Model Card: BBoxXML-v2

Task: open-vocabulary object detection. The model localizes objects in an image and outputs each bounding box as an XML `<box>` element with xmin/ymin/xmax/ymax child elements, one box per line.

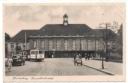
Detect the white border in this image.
<box><xmin>0</xmin><ymin>0</ymin><xmax>127</xmax><ymax>83</ymax></box>
<box><xmin>125</xmin><ymin>1</ymin><xmax>128</xmax><ymax>83</ymax></box>
<box><xmin>0</xmin><ymin>1</ymin><xmax>3</xmax><ymax>83</ymax></box>
<box><xmin>2</xmin><ymin>0</ymin><xmax>126</xmax><ymax>3</ymax></box>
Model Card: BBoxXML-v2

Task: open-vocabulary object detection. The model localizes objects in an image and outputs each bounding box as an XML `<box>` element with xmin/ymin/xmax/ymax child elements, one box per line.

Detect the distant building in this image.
<box><xmin>8</xmin><ymin>14</ymin><xmax>117</xmax><ymax>58</ymax></box>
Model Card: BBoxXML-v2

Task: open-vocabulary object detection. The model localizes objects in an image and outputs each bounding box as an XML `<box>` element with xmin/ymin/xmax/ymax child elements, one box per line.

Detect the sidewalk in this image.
<box><xmin>82</xmin><ymin>59</ymin><xmax>123</xmax><ymax>75</ymax></box>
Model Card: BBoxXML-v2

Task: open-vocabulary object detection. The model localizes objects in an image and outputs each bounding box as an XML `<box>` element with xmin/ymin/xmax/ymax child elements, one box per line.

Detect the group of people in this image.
<box><xmin>84</xmin><ymin>53</ymin><xmax>96</xmax><ymax>60</ymax></box>
<box><xmin>74</xmin><ymin>53</ymin><xmax>96</xmax><ymax>60</ymax></box>
<box><xmin>73</xmin><ymin>52</ymin><xmax>97</xmax><ymax>66</ymax></box>
<box><xmin>74</xmin><ymin>53</ymin><xmax>82</xmax><ymax>60</ymax></box>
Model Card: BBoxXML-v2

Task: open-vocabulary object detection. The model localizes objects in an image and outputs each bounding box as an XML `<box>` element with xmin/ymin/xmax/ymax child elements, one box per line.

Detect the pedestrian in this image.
<box><xmin>6</xmin><ymin>57</ymin><xmax>12</xmax><ymax>72</ymax></box>
<box><xmin>79</xmin><ymin>53</ymin><xmax>82</xmax><ymax>59</ymax></box>
<box><xmin>74</xmin><ymin>53</ymin><xmax>77</xmax><ymax>66</ymax></box>
<box><xmin>52</xmin><ymin>54</ymin><xmax>54</xmax><ymax>58</ymax></box>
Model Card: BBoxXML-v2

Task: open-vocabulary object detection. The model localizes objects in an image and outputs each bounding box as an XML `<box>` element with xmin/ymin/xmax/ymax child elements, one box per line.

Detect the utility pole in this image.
<box><xmin>100</xmin><ymin>23</ymin><xmax>111</xmax><ymax>69</ymax></box>
<box><xmin>101</xmin><ymin>23</ymin><xmax>109</xmax><ymax>69</ymax></box>
<box><xmin>79</xmin><ymin>37</ymin><xmax>82</xmax><ymax>56</ymax></box>
<box><xmin>95</xmin><ymin>30</ymin><xmax>96</xmax><ymax>59</ymax></box>
<box><xmin>105</xmin><ymin>23</ymin><xmax>109</xmax><ymax>62</ymax></box>
<box><xmin>25</xmin><ymin>32</ymin><xmax>27</xmax><ymax>50</ymax></box>
<box><xmin>101</xmin><ymin>53</ymin><xmax>104</xmax><ymax>69</ymax></box>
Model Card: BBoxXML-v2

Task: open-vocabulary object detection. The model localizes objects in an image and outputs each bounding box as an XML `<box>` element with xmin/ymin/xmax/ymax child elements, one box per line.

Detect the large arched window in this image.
<box><xmin>75</xmin><ymin>39</ymin><xmax>80</xmax><ymax>50</ymax></box>
<box><xmin>41</xmin><ymin>40</ymin><xmax>45</xmax><ymax>50</ymax></box>
<box><xmin>49</xmin><ymin>40</ymin><xmax>53</xmax><ymax>50</ymax></box>
<box><xmin>72</xmin><ymin>40</ymin><xmax>76</xmax><ymax>50</ymax></box>
<box><xmin>57</xmin><ymin>40</ymin><xmax>61</xmax><ymax>50</ymax></box>
<box><xmin>64</xmin><ymin>40</ymin><xmax>68</xmax><ymax>51</ymax></box>
<box><xmin>81</xmin><ymin>39</ymin><xmax>87</xmax><ymax>50</ymax></box>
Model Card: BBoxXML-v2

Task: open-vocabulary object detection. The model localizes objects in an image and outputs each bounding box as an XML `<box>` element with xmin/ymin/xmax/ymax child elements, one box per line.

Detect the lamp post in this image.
<box><xmin>101</xmin><ymin>51</ymin><xmax>104</xmax><ymax>69</ymax></box>
<box><xmin>25</xmin><ymin>32</ymin><xmax>27</xmax><ymax>50</ymax></box>
<box><xmin>105</xmin><ymin>23</ymin><xmax>109</xmax><ymax>62</ymax></box>
<box><xmin>99</xmin><ymin>21</ymin><xmax>120</xmax><ymax>69</ymax></box>
<box><xmin>80</xmin><ymin>37</ymin><xmax>82</xmax><ymax>55</ymax></box>
<box><xmin>99</xmin><ymin>23</ymin><xmax>111</xmax><ymax>69</ymax></box>
<box><xmin>95</xmin><ymin>29</ymin><xmax>96</xmax><ymax>59</ymax></box>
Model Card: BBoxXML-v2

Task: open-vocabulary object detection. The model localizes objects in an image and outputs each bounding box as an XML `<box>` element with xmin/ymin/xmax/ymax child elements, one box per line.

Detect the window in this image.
<box><xmin>31</xmin><ymin>51</ymin><xmax>38</xmax><ymax>54</ymax></box>
<box><xmin>81</xmin><ymin>39</ymin><xmax>86</xmax><ymax>50</ymax></box>
<box><xmin>57</xmin><ymin>40</ymin><xmax>61</xmax><ymax>50</ymax></box>
<box><xmin>34</xmin><ymin>41</ymin><xmax>37</xmax><ymax>48</ymax></box>
<box><xmin>88</xmin><ymin>40</ymin><xmax>93</xmax><ymax>50</ymax></box>
<box><xmin>44</xmin><ymin>40</ymin><xmax>48</xmax><ymax>50</ymax></box>
<box><xmin>49</xmin><ymin>40</ymin><xmax>53</xmax><ymax>50</ymax></box>
<box><xmin>64</xmin><ymin>40</ymin><xmax>68</xmax><ymax>50</ymax></box>
<box><xmin>53</xmin><ymin>39</ymin><xmax>56</xmax><ymax>50</ymax></box>
<box><xmin>41</xmin><ymin>40</ymin><xmax>45</xmax><ymax>49</ymax></box>
<box><xmin>72</xmin><ymin>40</ymin><xmax>76</xmax><ymax>50</ymax></box>
<box><xmin>39</xmin><ymin>51</ymin><xmax>44</xmax><ymax>54</ymax></box>
<box><xmin>67</xmin><ymin>39</ymin><xmax>73</xmax><ymax>50</ymax></box>
<box><xmin>75</xmin><ymin>39</ymin><xmax>80</xmax><ymax>50</ymax></box>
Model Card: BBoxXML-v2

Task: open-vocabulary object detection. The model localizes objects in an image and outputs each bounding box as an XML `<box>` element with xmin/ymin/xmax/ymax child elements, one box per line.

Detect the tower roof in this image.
<box><xmin>63</xmin><ymin>14</ymin><xmax>68</xmax><ymax>18</ymax></box>
<box><xmin>39</xmin><ymin>24</ymin><xmax>92</xmax><ymax>36</ymax></box>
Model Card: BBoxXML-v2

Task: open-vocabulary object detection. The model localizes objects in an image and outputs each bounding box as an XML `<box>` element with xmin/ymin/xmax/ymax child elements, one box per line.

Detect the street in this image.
<box><xmin>6</xmin><ymin>58</ymin><xmax>111</xmax><ymax>76</ymax></box>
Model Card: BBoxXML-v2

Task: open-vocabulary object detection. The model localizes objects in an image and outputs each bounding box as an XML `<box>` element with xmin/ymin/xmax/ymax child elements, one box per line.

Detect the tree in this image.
<box><xmin>5</xmin><ymin>33</ymin><xmax>11</xmax><ymax>42</ymax></box>
<box><xmin>5</xmin><ymin>33</ymin><xmax>11</xmax><ymax>58</ymax></box>
<box><xmin>116</xmin><ymin>24</ymin><xmax>123</xmax><ymax>59</ymax></box>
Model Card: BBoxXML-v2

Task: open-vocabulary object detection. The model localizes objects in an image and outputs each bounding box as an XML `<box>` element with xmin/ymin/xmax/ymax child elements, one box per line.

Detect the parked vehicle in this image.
<box><xmin>22</xmin><ymin>50</ymin><xmax>30</xmax><ymax>60</ymax></box>
<box><xmin>29</xmin><ymin>49</ymin><xmax>45</xmax><ymax>61</ymax></box>
<box><xmin>12</xmin><ymin>53</ymin><xmax>25</xmax><ymax>66</ymax></box>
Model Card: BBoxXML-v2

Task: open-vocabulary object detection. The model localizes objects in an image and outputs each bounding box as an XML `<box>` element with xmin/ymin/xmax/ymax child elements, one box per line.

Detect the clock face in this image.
<box><xmin>64</xmin><ymin>17</ymin><xmax>68</xmax><ymax>21</ymax></box>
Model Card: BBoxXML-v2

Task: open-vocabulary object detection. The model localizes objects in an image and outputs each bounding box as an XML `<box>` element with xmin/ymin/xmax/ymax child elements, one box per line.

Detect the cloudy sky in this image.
<box><xmin>4</xmin><ymin>3</ymin><xmax>125</xmax><ymax>37</ymax></box>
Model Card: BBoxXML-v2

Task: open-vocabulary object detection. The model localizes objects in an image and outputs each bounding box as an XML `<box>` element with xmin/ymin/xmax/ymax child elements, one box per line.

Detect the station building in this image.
<box><xmin>8</xmin><ymin>14</ymin><xmax>116</xmax><ymax>58</ymax></box>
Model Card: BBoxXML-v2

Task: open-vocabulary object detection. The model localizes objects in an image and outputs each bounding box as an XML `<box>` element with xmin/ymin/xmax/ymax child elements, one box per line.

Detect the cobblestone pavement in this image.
<box><xmin>5</xmin><ymin>58</ymin><xmax>109</xmax><ymax>76</ymax></box>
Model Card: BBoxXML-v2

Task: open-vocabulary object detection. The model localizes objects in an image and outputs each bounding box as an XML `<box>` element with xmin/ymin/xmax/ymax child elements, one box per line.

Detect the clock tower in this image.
<box><xmin>63</xmin><ymin>14</ymin><xmax>68</xmax><ymax>26</ymax></box>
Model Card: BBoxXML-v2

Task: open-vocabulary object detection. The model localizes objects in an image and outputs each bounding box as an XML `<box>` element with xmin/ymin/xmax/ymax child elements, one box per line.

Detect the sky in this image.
<box><xmin>3</xmin><ymin>3</ymin><xmax>125</xmax><ymax>37</ymax></box>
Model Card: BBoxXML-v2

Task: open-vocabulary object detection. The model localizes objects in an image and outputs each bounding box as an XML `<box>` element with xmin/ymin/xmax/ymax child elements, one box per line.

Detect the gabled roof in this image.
<box><xmin>39</xmin><ymin>24</ymin><xmax>92</xmax><ymax>36</ymax></box>
<box><xmin>10</xmin><ymin>30</ymin><xmax>39</xmax><ymax>43</ymax></box>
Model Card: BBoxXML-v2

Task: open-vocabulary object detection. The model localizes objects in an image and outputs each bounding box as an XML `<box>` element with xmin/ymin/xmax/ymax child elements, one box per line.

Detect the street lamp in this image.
<box><xmin>99</xmin><ymin>22</ymin><xmax>120</xmax><ymax>69</ymax></box>
<box><xmin>99</xmin><ymin>23</ymin><xmax>111</xmax><ymax>69</ymax></box>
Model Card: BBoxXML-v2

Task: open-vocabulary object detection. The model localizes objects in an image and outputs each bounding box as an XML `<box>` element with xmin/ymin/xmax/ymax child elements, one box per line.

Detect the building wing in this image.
<box><xmin>10</xmin><ymin>30</ymin><xmax>39</xmax><ymax>43</ymax></box>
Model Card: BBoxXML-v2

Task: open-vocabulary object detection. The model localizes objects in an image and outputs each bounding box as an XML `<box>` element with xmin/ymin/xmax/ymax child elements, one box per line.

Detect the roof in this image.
<box><xmin>63</xmin><ymin>14</ymin><xmax>68</xmax><ymax>18</ymax></box>
<box><xmin>10</xmin><ymin>30</ymin><xmax>39</xmax><ymax>43</ymax></box>
<box><xmin>88</xmin><ymin>29</ymin><xmax>117</xmax><ymax>40</ymax></box>
<box><xmin>10</xmin><ymin>24</ymin><xmax>117</xmax><ymax>42</ymax></box>
<box><xmin>39</xmin><ymin>24</ymin><xmax>92</xmax><ymax>36</ymax></box>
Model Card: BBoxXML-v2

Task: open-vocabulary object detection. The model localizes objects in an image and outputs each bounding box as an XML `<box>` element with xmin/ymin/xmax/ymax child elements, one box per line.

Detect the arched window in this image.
<box><xmin>64</xmin><ymin>40</ymin><xmax>68</xmax><ymax>50</ymax></box>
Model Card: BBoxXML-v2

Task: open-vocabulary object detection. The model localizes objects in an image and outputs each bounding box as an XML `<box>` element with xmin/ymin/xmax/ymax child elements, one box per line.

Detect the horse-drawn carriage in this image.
<box><xmin>74</xmin><ymin>54</ymin><xmax>83</xmax><ymax>66</ymax></box>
